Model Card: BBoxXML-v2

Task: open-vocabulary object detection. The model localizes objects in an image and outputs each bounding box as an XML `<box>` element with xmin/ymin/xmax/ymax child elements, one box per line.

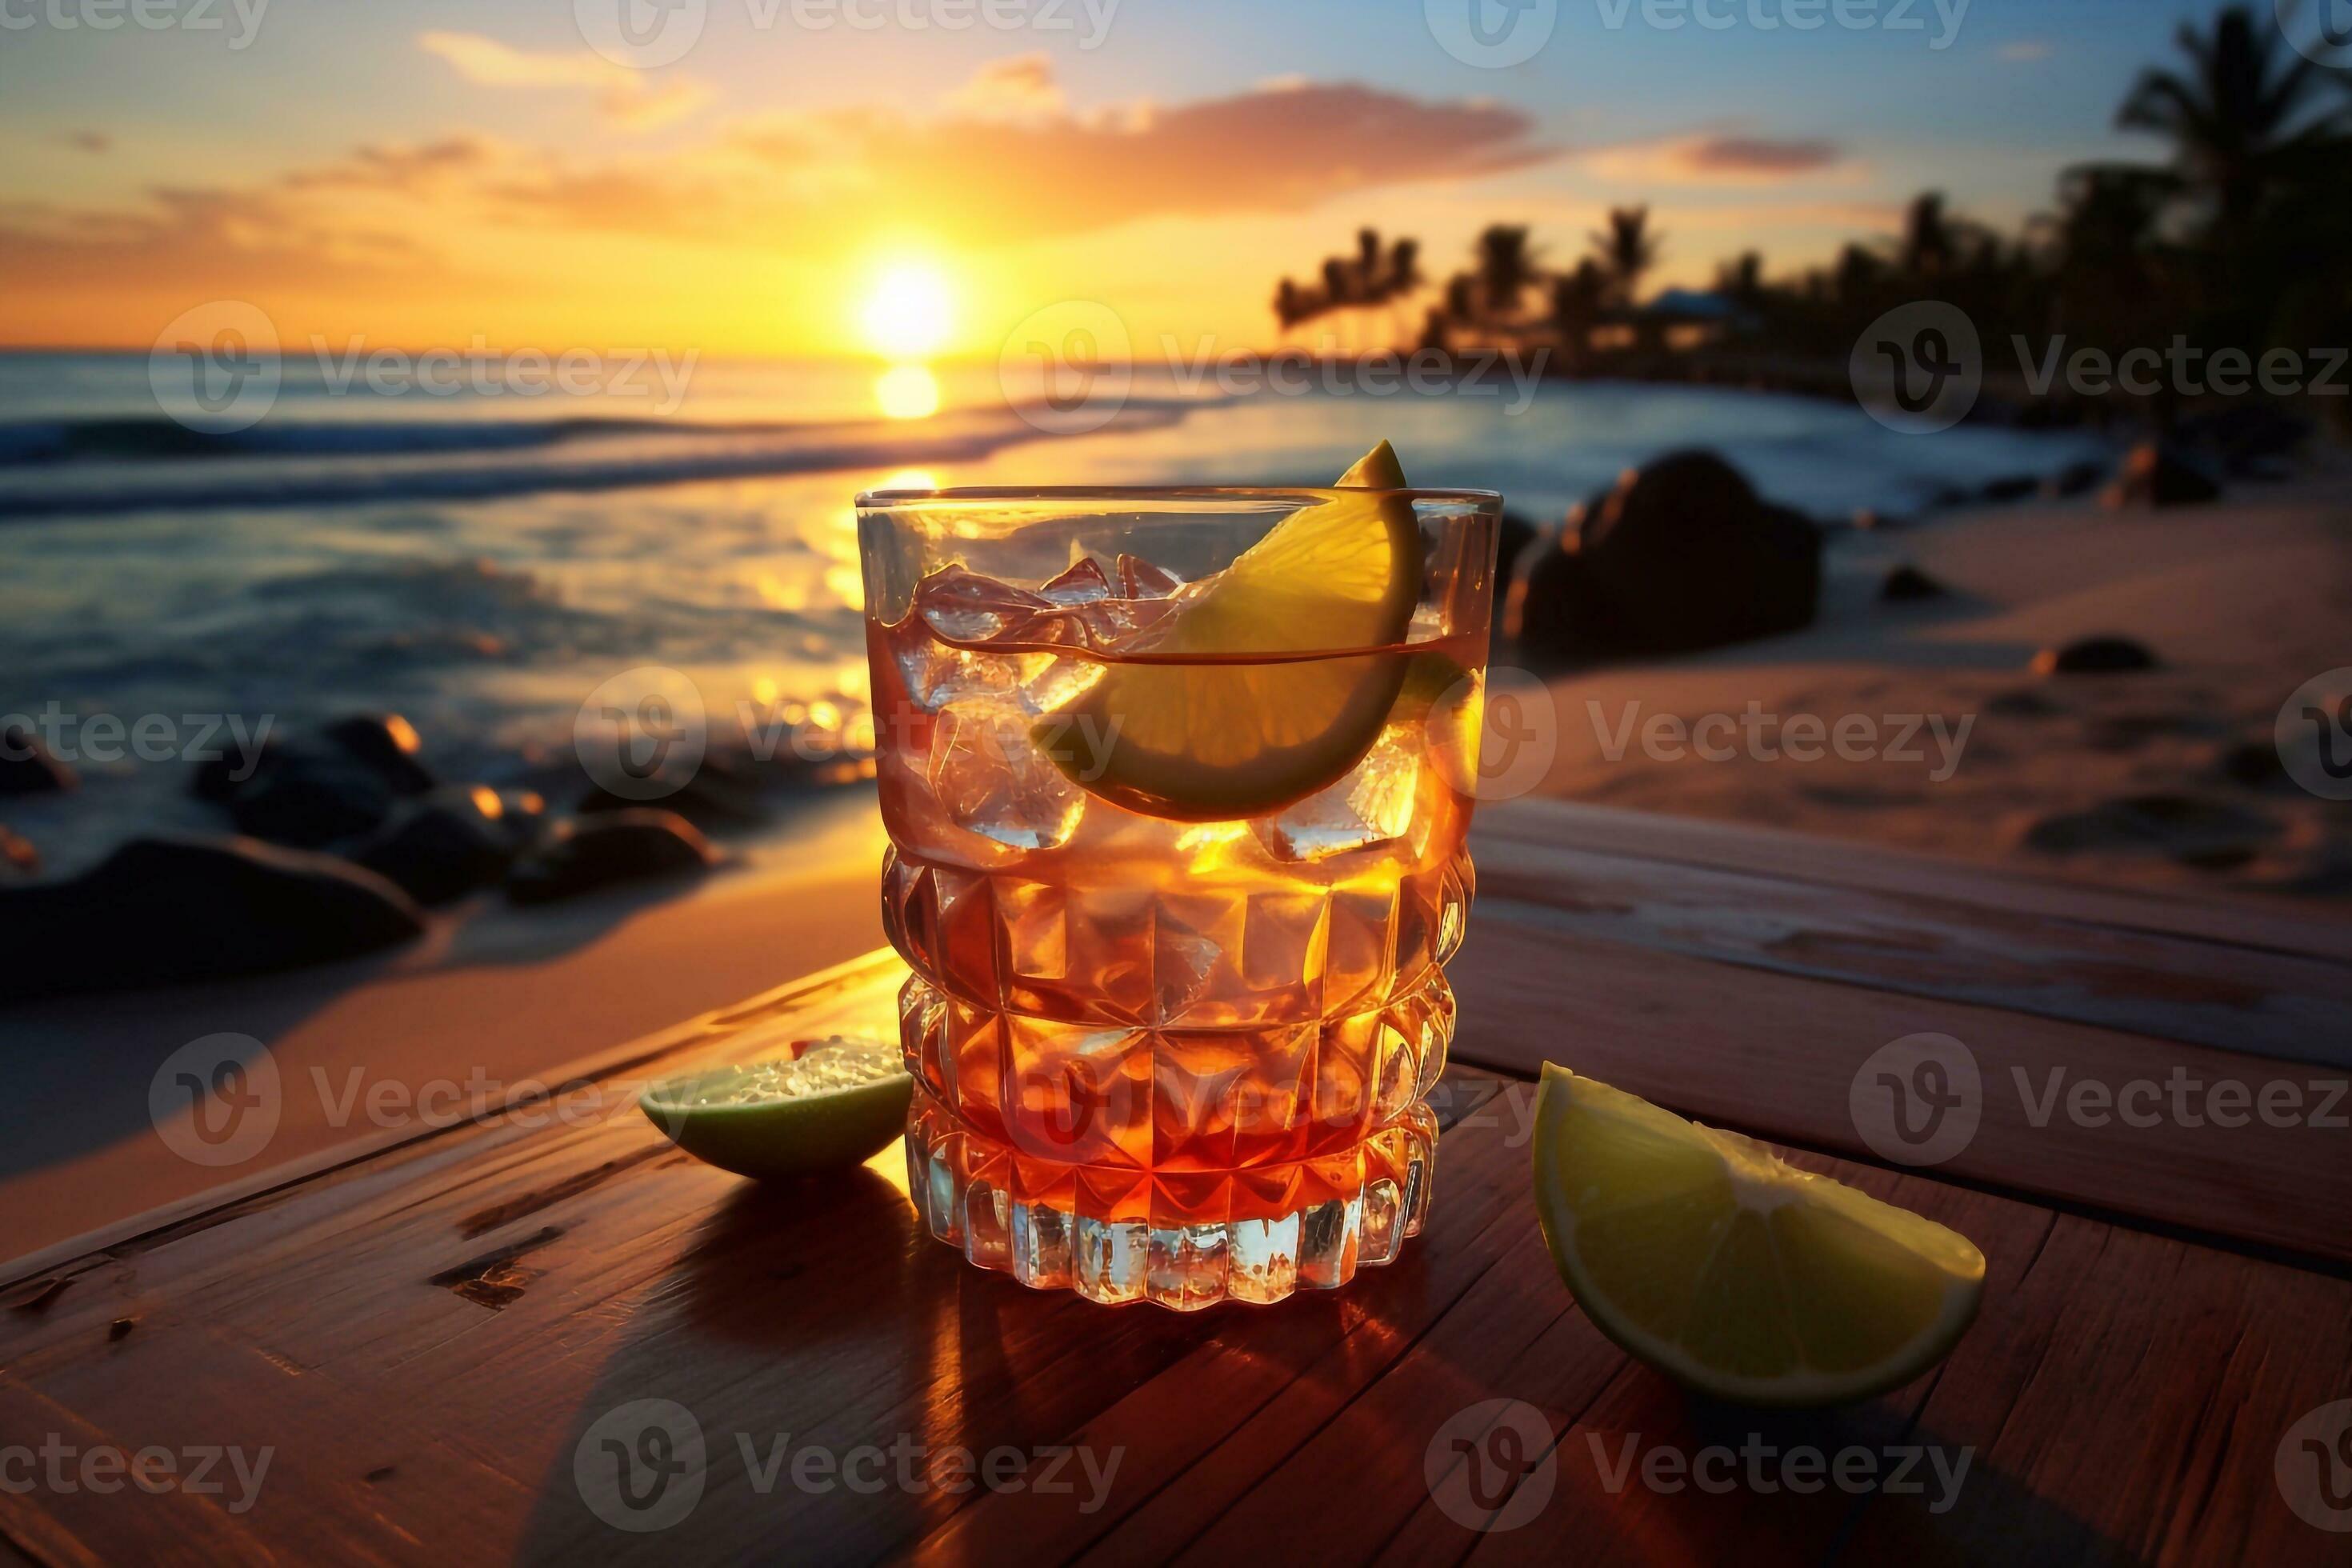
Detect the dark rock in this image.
<box><xmin>2174</xmin><ymin>403</ymin><xmax>2310</xmax><ymax>477</ymax></box>
<box><xmin>323</xmin><ymin>714</ymin><xmax>435</xmax><ymax>796</ymax></box>
<box><xmin>0</xmin><ymin>836</ymin><xmax>424</xmax><ymax>1000</ymax></box>
<box><xmin>1980</xmin><ymin>474</ymin><xmax>2039</xmax><ymax>504</ymax></box>
<box><xmin>506</xmin><ymin>810</ymin><xmax>716</xmax><ymax>905</ymax></box>
<box><xmin>190</xmin><ymin>736</ymin><xmax>281</xmax><ymax>802</ymax></box>
<box><xmin>1494</xmin><ymin>510</ymin><xmax>1541</xmax><ymax>592</ymax></box>
<box><xmin>2102</xmin><ymin>442</ymin><xmax>2220</xmax><ymax>509</ymax></box>
<box><xmin>351</xmin><ymin>785</ymin><xmax>528</xmax><ymax>906</ymax></box>
<box><xmin>2033</xmin><ymin>636</ymin><xmax>2158</xmax><ymax>675</ymax></box>
<box><xmin>578</xmin><ymin>748</ymin><xmax>766</xmax><ymax>831</ymax></box>
<box><xmin>228</xmin><ymin>755</ymin><xmax>397</xmax><ymax>849</ymax></box>
<box><xmin>2019</xmin><ymin>794</ymin><xmax>2277</xmax><ymax>866</ymax></box>
<box><xmin>1506</xmin><ymin>451</ymin><xmax>1822</xmax><ymax>660</ymax></box>
<box><xmin>0</xmin><ymin>726</ymin><xmax>76</xmax><ymax>795</ymax></box>
<box><xmin>2042</xmin><ymin>459</ymin><xmax>2107</xmax><ymax>499</ymax></box>
<box><xmin>0</xmin><ymin>823</ymin><xmax>35</xmax><ymax>879</ymax></box>
<box><xmin>1986</xmin><ymin>688</ymin><xmax>2062</xmax><ymax>718</ymax></box>
<box><xmin>1880</xmin><ymin>565</ymin><xmax>1946</xmax><ymax>602</ymax></box>
<box><xmin>2217</xmin><ymin>739</ymin><xmax>2287</xmax><ymax>789</ymax></box>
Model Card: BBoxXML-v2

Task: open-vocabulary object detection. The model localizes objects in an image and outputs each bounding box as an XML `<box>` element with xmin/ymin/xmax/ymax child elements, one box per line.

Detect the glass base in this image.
<box><xmin>904</xmin><ymin>1084</ymin><xmax>1439</xmax><ymax>1308</ymax></box>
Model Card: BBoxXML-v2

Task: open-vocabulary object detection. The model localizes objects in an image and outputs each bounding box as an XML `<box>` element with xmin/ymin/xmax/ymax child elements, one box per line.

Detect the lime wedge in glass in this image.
<box><xmin>1037</xmin><ymin>440</ymin><xmax>1422</xmax><ymax>820</ymax></box>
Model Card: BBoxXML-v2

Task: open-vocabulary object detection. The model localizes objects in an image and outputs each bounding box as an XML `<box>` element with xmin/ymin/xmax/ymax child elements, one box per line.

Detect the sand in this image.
<box><xmin>1527</xmin><ymin>467</ymin><xmax>2352</xmax><ymax>898</ymax></box>
<box><xmin>6</xmin><ymin>470</ymin><xmax>2348</xmax><ymax>1267</ymax></box>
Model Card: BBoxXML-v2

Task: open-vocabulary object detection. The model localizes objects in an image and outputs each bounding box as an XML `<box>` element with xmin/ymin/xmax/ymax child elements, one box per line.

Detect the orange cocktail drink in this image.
<box><xmin>858</xmin><ymin>446</ymin><xmax>1499</xmax><ymax>1307</ymax></box>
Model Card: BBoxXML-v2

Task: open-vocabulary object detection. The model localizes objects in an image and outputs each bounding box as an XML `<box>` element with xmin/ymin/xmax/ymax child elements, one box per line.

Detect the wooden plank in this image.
<box><xmin>1466</xmin><ymin>832</ymin><xmax>2352</xmax><ymax>1067</ymax></box>
<box><xmin>0</xmin><ymin>949</ymin><xmax>906</xmax><ymax>1290</ymax></box>
<box><xmin>1474</xmin><ymin>797</ymin><xmax>2352</xmax><ymax>965</ymax></box>
<box><xmin>2</xmin><ymin>975</ymin><xmax>2344</xmax><ymax>1563</ymax></box>
<box><xmin>1442</xmin><ymin>919</ymin><xmax>2352</xmax><ymax>1269</ymax></box>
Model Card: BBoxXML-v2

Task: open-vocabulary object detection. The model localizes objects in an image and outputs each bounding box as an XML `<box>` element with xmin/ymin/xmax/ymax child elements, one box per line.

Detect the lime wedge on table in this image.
<box><xmin>1533</xmin><ymin>1065</ymin><xmax>1984</xmax><ymax>1407</ymax></box>
<box><xmin>1037</xmin><ymin>440</ymin><xmax>1422</xmax><ymax>821</ymax></box>
<box><xmin>638</xmin><ymin>1036</ymin><xmax>912</xmax><ymax>1179</ymax></box>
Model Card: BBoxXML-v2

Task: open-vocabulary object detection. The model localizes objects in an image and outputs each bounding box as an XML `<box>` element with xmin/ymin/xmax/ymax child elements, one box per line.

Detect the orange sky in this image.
<box><xmin>0</xmin><ymin>6</ymin><xmax>2171</xmax><ymax>360</ymax></box>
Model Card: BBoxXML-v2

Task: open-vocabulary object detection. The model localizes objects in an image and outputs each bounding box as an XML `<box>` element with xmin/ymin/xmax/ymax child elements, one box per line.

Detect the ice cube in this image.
<box><xmin>1251</xmin><ymin>729</ymin><xmax>1422</xmax><ymax>862</ymax></box>
<box><xmin>1039</xmin><ymin>557</ymin><xmax>1114</xmax><ymax>605</ymax></box>
<box><xmin>917</xmin><ymin>566</ymin><xmax>1054</xmax><ymax>642</ymax></box>
<box><xmin>1117</xmin><ymin>554</ymin><xmax>1184</xmax><ymax>598</ymax></box>
<box><xmin>926</xmin><ymin>700</ymin><xmax>1086</xmax><ymax>850</ymax></box>
<box><xmin>896</xmin><ymin>640</ymin><xmax>1050</xmax><ymax>713</ymax></box>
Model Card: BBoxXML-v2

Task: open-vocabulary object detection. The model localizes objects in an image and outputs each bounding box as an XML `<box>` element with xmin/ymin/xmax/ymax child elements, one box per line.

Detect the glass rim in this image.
<box><xmin>855</xmin><ymin>485</ymin><xmax>1505</xmax><ymax>509</ymax></box>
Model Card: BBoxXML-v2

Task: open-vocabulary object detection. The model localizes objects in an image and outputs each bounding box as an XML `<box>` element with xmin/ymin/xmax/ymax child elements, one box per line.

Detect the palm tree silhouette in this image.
<box><xmin>1590</xmin><ymin>206</ymin><xmax>1660</xmax><ymax>308</ymax></box>
<box><xmin>2116</xmin><ymin>5</ymin><xmax>2352</xmax><ymax>231</ymax></box>
<box><xmin>1898</xmin><ymin>193</ymin><xmax>1958</xmax><ymax>278</ymax></box>
<box><xmin>1473</xmin><ymin>225</ymin><xmax>1543</xmax><ymax>322</ymax></box>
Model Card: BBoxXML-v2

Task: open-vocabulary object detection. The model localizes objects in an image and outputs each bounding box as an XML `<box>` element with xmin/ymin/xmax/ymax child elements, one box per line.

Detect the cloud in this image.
<box><xmin>730</xmin><ymin>65</ymin><xmax>1550</xmax><ymax>242</ymax></box>
<box><xmin>1584</xmin><ymin>133</ymin><xmax>1850</xmax><ymax>186</ymax></box>
<box><xmin>418</xmin><ymin>31</ymin><xmax>714</xmax><ymax>130</ymax></box>
<box><xmin>0</xmin><ymin>60</ymin><xmax>1550</xmax><ymax>310</ymax></box>
<box><xmin>945</xmin><ymin>53</ymin><xmax>1067</xmax><ymax>122</ymax></box>
<box><xmin>1999</xmin><ymin>40</ymin><xmax>2052</xmax><ymax>62</ymax></box>
<box><xmin>57</xmin><ymin>130</ymin><xmax>111</xmax><ymax>154</ymax></box>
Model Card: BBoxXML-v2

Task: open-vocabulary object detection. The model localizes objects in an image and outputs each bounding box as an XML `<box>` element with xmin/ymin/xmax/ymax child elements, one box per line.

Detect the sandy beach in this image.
<box><xmin>6</xmin><ymin>466</ymin><xmax>2348</xmax><ymax>1266</ymax></box>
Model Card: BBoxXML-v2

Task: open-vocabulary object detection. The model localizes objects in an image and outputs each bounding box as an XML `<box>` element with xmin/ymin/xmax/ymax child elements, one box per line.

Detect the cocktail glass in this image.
<box><xmin>858</xmin><ymin>478</ymin><xmax>1499</xmax><ymax>1307</ymax></box>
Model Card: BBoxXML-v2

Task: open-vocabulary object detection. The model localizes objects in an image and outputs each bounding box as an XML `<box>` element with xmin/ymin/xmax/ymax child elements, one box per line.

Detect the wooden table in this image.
<box><xmin>6</xmin><ymin>799</ymin><xmax>2350</xmax><ymax>1565</ymax></box>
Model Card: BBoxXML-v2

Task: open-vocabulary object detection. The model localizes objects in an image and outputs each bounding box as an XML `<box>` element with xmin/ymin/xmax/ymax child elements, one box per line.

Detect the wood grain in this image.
<box><xmin>4</xmin><ymin>951</ymin><xmax>2347</xmax><ymax>1565</ymax></box>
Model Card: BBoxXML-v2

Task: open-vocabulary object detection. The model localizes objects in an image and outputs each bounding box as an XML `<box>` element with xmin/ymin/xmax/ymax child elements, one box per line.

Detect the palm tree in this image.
<box><xmin>1898</xmin><ymin>193</ymin><xmax>1957</xmax><ymax>278</ymax></box>
<box><xmin>1714</xmin><ymin>250</ymin><xmax>1764</xmax><ymax>306</ymax></box>
<box><xmin>2116</xmin><ymin>5</ymin><xmax>2352</xmax><ymax>231</ymax></box>
<box><xmin>1473</xmin><ymin>225</ymin><xmax>1542</xmax><ymax>322</ymax></box>
<box><xmin>1550</xmin><ymin>259</ymin><xmax>1610</xmax><ymax>358</ymax></box>
<box><xmin>1589</xmin><ymin>206</ymin><xmax>1660</xmax><ymax>308</ymax></box>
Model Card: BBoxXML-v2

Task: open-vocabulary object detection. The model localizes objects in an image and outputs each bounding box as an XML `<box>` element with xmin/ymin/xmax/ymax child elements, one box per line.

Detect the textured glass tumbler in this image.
<box><xmin>858</xmin><ymin>485</ymin><xmax>1499</xmax><ymax>1308</ymax></box>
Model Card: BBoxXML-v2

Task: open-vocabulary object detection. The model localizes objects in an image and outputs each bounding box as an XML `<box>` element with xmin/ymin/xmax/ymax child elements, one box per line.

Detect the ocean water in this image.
<box><xmin>0</xmin><ymin>352</ymin><xmax>2110</xmax><ymax>872</ymax></box>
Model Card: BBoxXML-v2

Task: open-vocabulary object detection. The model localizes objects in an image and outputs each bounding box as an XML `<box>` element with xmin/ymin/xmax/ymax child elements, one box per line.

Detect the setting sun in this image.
<box><xmin>859</xmin><ymin>262</ymin><xmax>954</xmax><ymax>359</ymax></box>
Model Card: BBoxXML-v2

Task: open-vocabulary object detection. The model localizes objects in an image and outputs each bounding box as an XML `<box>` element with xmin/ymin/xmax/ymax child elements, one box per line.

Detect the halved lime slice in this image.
<box><xmin>1533</xmin><ymin>1064</ymin><xmax>1984</xmax><ymax>1406</ymax></box>
<box><xmin>639</xmin><ymin>1035</ymin><xmax>913</xmax><ymax>1179</ymax></box>
<box><xmin>1036</xmin><ymin>441</ymin><xmax>1422</xmax><ymax>821</ymax></box>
